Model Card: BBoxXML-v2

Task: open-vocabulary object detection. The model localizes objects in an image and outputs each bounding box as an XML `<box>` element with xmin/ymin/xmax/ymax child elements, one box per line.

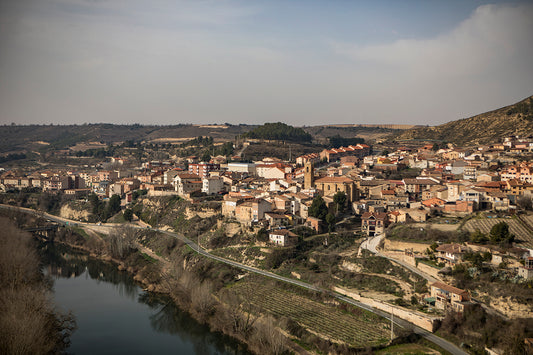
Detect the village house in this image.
<box><xmin>443</xmin><ymin>200</ymin><xmax>475</xmax><ymax>214</ymax></box>
<box><xmin>222</xmin><ymin>197</ymin><xmax>243</xmax><ymax>217</ymax></box>
<box><xmin>387</xmin><ymin>210</ymin><xmax>407</xmax><ymax>224</ymax></box>
<box><xmin>361</xmin><ymin>212</ymin><xmax>388</xmax><ymax>236</ymax></box>
<box><xmin>172</xmin><ymin>172</ymin><xmax>202</xmax><ymax>196</ymax></box>
<box><xmin>296</xmin><ymin>153</ymin><xmax>320</xmax><ymax>166</ymax></box>
<box><xmin>268</xmin><ymin>228</ymin><xmax>298</xmax><ymax>246</ymax></box>
<box><xmin>518</xmin><ymin>257</ymin><xmax>533</xmax><ymax>280</ymax></box>
<box><xmin>235</xmin><ymin>198</ymin><xmax>272</xmax><ymax>225</ymax></box>
<box><xmin>430</xmin><ymin>282</ymin><xmax>472</xmax><ymax>313</ymax></box>
<box><xmin>202</xmin><ymin>176</ymin><xmax>224</xmax><ymax>195</ymax></box>
<box><xmin>319</xmin><ymin>144</ymin><xmax>370</xmax><ymax>162</ymax></box>
<box><xmin>505</xmin><ymin>179</ymin><xmax>533</xmax><ymax>196</ymax></box>
<box><xmin>265</xmin><ymin>212</ymin><xmax>290</xmax><ymax>227</ymax></box>
<box><xmin>435</xmin><ymin>243</ymin><xmax>468</xmax><ymax>266</ymax></box>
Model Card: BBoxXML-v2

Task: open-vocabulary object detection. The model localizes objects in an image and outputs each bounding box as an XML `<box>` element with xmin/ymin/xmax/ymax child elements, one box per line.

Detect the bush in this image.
<box><xmin>256</xmin><ymin>228</ymin><xmax>269</xmax><ymax>243</ymax></box>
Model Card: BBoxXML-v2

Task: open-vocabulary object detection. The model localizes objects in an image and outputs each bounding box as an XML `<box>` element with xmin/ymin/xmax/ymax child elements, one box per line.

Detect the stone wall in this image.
<box><xmin>147</xmin><ymin>190</ymin><xmax>179</xmax><ymax>197</ymax></box>
<box><xmin>333</xmin><ymin>286</ymin><xmax>441</xmax><ymax>332</ymax></box>
<box><xmin>383</xmin><ymin>239</ymin><xmax>430</xmax><ymax>253</ymax></box>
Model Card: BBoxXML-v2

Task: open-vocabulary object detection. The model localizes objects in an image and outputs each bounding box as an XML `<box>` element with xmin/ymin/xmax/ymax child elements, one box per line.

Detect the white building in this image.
<box><xmin>227</xmin><ymin>163</ymin><xmax>256</xmax><ymax>174</ymax></box>
<box><xmin>268</xmin><ymin>229</ymin><xmax>297</xmax><ymax>246</ymax></box>
<box><xmin>202</xmin><ymin>177</ymin><xmax>224</xmax><ymax>195</ymax></box>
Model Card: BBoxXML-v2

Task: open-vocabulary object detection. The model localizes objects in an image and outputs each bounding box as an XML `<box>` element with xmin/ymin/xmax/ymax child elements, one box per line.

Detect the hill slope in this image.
<box><xmin>395</xmin><ymin>95</ymin><xmax>533</xmax><ymax>146</ymax></box>
<box><xmin>0</xmin><ymin>124</ymin><xmax>254</xmax><ymax>153</ymax></box>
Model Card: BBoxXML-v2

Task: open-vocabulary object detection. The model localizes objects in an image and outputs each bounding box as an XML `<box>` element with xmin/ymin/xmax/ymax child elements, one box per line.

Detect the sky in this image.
<box><xmin>0</xmin><ymin>0</ymin><xmax>532</xmax><ymax>127</ymax></box>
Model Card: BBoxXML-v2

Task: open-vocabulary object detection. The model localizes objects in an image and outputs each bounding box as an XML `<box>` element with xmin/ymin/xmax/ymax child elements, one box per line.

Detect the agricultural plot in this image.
<box><xmin>463</xmin><ymin>217</ymin><xmax>533</xmax><ymax>248</ymax></box>
<box><xmin>231</xmin><ymin>280</ymin><xmax>389</xmax><ymax>347</ymax></box>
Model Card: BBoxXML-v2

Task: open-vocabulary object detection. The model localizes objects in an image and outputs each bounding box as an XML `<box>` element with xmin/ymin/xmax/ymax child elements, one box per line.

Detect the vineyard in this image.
<box><xmin>463</xmin><ymin>217</ymin><xmax>533</xmax><ymax>248</ymax></box>
<box><xmin>231</xmin><ymin>280</ymin><xmax>390</xmax><ymax>347</ymax></box>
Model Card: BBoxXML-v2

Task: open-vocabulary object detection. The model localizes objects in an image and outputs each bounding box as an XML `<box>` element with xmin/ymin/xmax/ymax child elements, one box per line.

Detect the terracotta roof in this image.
<box><xmin>431</xmin><ymin>281</ymin><xmax>468</xmax><ymax>296</ymax></box>
<box><xmin>436</xmin><ymin>243</ymin><xmax>467</xmax><ymax>254</ymax></box>
<box><xmin>361</xmin><ymin>212</ymin><xmax>387</xmax><ymax>220</ymax></box>
<box><xmin>315</xmin><ymin>176</ymin><xmax>354</xmax><ymax>184</ymax></box>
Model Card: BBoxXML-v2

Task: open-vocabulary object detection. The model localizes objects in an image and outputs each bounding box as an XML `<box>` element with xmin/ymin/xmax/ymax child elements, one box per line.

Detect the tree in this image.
<box><xmin>106</xmin><ymin>194</ymin><xmax>122</xmax><ymax>218</ymax></box>
<box><xmin>333</xmin><ymin>191</ymin><xmax>347</xmax><ymax>215</ymax></box>
<box><xmin>490</xmin><ymin>222</ymin><xmax>514</xmax><ymax>244</ymax></box>
<box><xmin>256</xmin><ymin>228</ymin><xmax>269</xmax><ymax>243</ymax></box>
<box><xmin>470</xmin><ymin>229</ymin><xmax>488</xmax><ymax>244</ymax></box>
<box><xmin>123</xmin><ymin>208</ymin><xmax>133</xmax><ymax>222</ymax></box>
<box><xmin>308</xmin><ymin>195</ymin><xmax>328</xmax><ymax>220</ymax></box>
<box><xmin>517</xmin><ymin>195</ymin><xmax>533</xmax><ymax>211</ymax></box>
<box><xmin>325</xmin><ymin>213</ymin><xmax>336</xmax><ymax>232</ymax></box>
<box><xmin>201</xmin><ymin>150</ymin><xmax>211</xmax><ymax>162</ymax></box>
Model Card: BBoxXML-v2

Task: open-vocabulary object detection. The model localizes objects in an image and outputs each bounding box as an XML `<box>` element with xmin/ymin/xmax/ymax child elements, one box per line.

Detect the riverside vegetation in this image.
<box><xmin>0</xmin><ymin>217</ymin><xmax>76</xmax><ymax>354</ymax></box>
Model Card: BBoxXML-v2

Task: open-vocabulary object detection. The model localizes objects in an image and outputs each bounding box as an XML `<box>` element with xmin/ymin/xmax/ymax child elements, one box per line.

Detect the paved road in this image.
<box><xmin>1</xmin><ymin>205</ymin><xmax>467</xmax><ymax>355</ymax></box>
<box><xmin>361</xmin><ymin>234</ymin><xmax>438</xmax><ymax>283</ymax></box>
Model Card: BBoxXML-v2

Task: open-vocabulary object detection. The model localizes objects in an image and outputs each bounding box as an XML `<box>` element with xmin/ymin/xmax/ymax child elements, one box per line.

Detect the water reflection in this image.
<box><xmin>141</xmin><ymin>293</ymin><xmax>247</xmax><ymax>355</ymax></box>
<box><xmin>40</xmin><ymin>242</ymin><xmax>139</xmax><ymax>300</ymax></box>
<box><xmin>40</xmin><ymin>242</ymin><xmax>250</xmax><ymax>355</ymax></box>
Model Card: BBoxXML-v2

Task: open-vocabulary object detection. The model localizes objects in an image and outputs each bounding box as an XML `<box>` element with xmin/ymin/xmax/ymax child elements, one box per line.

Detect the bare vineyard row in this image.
<box><xmin>463</xmin><ymin>218</ymin><xmax>533</xmax><ymax>248</ymax></box>
<box><xmin>233</xmin><ymin>281</ymin><xmax>389</xmax><ymax>346</ymax></box>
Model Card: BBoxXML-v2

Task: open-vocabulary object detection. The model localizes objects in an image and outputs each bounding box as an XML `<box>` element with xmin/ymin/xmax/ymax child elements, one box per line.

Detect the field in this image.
<box><xmin>231</xmin><ymin>279</ymin><xmax>390</xmax><ymax>347</ymax></box>
<box><xmin>463</xmin><ymin>217</ymin><xmax>533</xmax><ymax>248</ymax></box>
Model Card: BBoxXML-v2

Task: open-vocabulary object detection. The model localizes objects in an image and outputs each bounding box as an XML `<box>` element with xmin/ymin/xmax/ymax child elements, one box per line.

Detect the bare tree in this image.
<box><xmin>107</xmin><ymin>226</ymin><xmax>139</xmax><ymax>259</ymax></box>
<box><xmin>253</xmin><ymin>316</ymin><xmax>287</xmax><ymax>355</ymax></box>
<box><xmin>0</xmin><ymin>217</ymin><xmax>76</xmax><ymax>354</ymax></box>
<box><xmin>191</xmin><ymin>281</ymin><xmax>216</xmax><ymax>321</ymax></box>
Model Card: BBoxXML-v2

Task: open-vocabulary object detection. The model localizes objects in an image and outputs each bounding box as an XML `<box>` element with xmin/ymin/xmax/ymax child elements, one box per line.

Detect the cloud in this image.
<box><xmin>0</xmin><ymin>2</ymin><xmax>532</xmax><ymax>126</ymax></box>
<box><xmin>328</xmin><ymin>3</ymin><xmax>533</xmax><ymax>123</ymax></box>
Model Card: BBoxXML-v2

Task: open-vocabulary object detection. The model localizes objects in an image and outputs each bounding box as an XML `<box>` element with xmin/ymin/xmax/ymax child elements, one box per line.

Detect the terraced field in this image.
<box><xmin>463</xmin><ymin>217</ymin><xmax>533</xmax><ymax>248</ymax></box>
<box><xmin>231</xmin><ymin>280</ymin><xmax>389</xmax><ymax>347</ymax></box>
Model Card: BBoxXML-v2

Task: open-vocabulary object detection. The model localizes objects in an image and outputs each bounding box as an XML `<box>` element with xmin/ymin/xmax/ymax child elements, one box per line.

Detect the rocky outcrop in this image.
<box><xmin>60</xmin><ymin>202</ymin><xmax>91</xmax><ymax>221</ymax></box>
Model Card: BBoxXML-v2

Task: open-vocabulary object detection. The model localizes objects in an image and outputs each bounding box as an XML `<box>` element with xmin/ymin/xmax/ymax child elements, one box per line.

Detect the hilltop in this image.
<box><xmin>394</xmin><ymin>95</ymin><xmax>533</xmax><ymax>146</ymax></box>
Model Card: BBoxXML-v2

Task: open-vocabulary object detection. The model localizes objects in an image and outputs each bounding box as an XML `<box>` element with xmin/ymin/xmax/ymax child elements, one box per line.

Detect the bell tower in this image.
<box><xmin>304</xmin><ymin>162</ymin><xmax>314</xmax><ymax>190</ymax></box>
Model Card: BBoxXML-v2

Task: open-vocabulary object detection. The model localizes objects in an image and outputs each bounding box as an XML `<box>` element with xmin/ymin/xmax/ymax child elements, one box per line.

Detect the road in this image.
<box><xmin>1</xmin><ymin>204</ymin><xmax>467</xmax><ymax>355</ymax></box>
<box><xmin>361</xmin><ymin>234</ymin><xmax>438</xmax><ymax>283</ymax></box>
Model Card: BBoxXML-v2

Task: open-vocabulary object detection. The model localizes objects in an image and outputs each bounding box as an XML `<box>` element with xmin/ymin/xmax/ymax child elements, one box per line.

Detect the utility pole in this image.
<box><xmin>391</xmin><ymin>307</ymin><xmax>394</xmax><ymax>341</ymax></box>
<box><xmin>289</xmin><ymin>145</ymin><xmax>292</xmax><ymax>162</ymax></box>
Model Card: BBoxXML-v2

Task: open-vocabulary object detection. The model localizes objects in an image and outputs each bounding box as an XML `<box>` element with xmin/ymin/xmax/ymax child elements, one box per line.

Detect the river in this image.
<box><xmin>40</xmin><ymin>243</ymin><xmax>250</xmax><ymax>355</ymax></box>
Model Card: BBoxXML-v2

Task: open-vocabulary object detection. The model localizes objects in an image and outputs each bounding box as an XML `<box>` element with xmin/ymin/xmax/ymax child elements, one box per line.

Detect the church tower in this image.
<box><xmin>304</xmin><ymin>162</ymin><xmax>314</xmax><ymax>190</ymax></box>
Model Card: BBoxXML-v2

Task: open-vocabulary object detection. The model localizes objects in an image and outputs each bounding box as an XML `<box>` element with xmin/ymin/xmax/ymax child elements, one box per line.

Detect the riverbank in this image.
<box><xmin>1</xmin><ymin>207</ymin><xmax>446</xmax><ymax>354</ymax></box>
<box><xmin>42</xmin><ymin>241</ymin><xmax>250</xmax><ymax>355</ymax></box>
<box><xmin>0</xmin><ymin>217</ymin><xmax>76</xmax><ymax>354</ymax></box>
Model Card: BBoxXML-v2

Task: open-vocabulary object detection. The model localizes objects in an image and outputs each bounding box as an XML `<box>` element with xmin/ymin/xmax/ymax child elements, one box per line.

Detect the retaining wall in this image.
<box><xmin>333</xmin><ymin>286</ymin><xmax>441</xmax><ymax>333</ymax></box>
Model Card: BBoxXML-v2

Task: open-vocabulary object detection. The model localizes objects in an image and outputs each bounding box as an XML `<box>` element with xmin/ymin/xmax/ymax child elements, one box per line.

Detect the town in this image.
<box><xmin>1</xmin><ymin>122</ymin><xmax>533</xmax><ymax>354</ymax></box>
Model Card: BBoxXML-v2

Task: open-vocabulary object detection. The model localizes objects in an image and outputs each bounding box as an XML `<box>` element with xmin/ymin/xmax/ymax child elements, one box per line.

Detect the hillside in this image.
<box><xmin>0</xmin><ymin>124</ymin><xmax>254</xmax><ymax>154</ymax></box>
<box><xmin>394</xmin><ymin>95</ymin><xmax>533</xmax><ymax>146</ymax></box>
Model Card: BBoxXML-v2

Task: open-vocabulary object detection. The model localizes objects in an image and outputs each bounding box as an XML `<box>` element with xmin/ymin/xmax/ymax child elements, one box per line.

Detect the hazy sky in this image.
<box><xmin>1</xmin><ymin>0</ymin><xmax>532</xmax><ymax>126</ymax></box>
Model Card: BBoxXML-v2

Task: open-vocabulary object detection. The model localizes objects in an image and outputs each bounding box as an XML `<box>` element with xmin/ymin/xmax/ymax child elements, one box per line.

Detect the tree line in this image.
<box><xmin>243</xmin><ymin>122</ymin><xmax>312</xmax><ymax>143</ymax></box>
